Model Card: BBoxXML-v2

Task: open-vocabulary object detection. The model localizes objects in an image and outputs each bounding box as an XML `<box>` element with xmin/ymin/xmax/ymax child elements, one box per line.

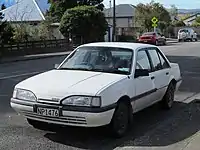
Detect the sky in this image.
<box><xmin>103</xmin><ymin>0</ymin><xmax>200</xmax><ymax>9</ymax></box>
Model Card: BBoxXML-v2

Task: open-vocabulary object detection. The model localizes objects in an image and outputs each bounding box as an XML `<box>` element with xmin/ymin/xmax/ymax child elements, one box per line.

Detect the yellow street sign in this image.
<box><xmin>152</xmin><ymin>23</ymin><xmax>157</xmax><ymax>27</ymax></box>
<box><xmin>151</xmin><ymin>17</ymin><xmax>158</xmax><ymax>24</ymax></box>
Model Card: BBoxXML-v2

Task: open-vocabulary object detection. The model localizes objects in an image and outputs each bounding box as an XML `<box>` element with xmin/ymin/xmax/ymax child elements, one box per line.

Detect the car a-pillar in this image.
<box><xmin>109</xmin><ymin>95</ymin><xmax>133</xmax><ymax>138</ymax></box>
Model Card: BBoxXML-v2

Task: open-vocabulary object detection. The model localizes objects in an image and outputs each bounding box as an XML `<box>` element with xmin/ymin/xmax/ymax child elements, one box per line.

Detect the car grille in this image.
<box><xmin>37</xmin><ymin>98</ymin><xmax>60</xmax><ymax>104</ymax></box>
<box><xmin>23</xmin><ymin>111</ymin><xmax>87</xmax><ymax>125</ymax></box>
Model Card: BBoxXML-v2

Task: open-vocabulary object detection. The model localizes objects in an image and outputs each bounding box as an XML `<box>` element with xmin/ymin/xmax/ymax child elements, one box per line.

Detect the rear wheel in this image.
<box><xmin>161</xmin><ymin>82</ymin><xmax>175</xmax><ymax>109</ymax></box>
<box><xmin>155</xmin><ymin>40</ymin><xmax>158</xmax><ymax>45</ymax></box>
<box><xmin>163</xmin><ymin>39</ymin><xmax>166</xmax><ymax>45</ymax></box>
<box><xmin>110</xmin><ymin>101</ymin><xmax>131</xmax><ymax>138</ymax></box>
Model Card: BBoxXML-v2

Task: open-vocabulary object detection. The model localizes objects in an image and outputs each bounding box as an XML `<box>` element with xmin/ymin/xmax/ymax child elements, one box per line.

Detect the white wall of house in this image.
<box><xmin>106</xmin><ymin>17</ymin><xmax>134</xmax><ymax>28</ymax></box>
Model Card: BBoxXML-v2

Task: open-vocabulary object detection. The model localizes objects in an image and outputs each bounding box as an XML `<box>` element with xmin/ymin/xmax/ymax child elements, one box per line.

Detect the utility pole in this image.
<box><xmin>112</xmin><ymin>0</ymin><xmax>116</xmax><ymax>42</ymax></box>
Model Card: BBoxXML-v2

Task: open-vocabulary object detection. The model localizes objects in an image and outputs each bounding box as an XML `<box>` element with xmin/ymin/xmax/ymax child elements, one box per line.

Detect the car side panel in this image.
<box><xmin>96</xmin><ymin>77</ymin><xmax>135</xmax><ymax>107</ymax></box>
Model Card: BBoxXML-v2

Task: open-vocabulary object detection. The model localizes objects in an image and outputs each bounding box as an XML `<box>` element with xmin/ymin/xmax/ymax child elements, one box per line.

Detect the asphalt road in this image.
<box><xmin>0</xmin><ymin>42</ymin><xmax>200</xmax><ymax>150</ymax></box>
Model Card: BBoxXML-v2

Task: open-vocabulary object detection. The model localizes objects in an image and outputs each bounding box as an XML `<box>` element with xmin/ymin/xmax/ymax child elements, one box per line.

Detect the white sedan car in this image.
<box><xmin>10</xmin><ymin>42</ymin><xmax>182</xmax><ymax>137</ymax></box>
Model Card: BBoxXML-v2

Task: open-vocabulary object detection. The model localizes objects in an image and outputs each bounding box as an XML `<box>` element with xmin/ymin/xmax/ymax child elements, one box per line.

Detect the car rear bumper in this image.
<box><xmin>176</xmin><ymin>78</ymin><xmax>182</xmax><ymax>91</ymax></box>
<box><xmin>10</xmin><ymin>98</ymin><xmax>115</xmax><ymax>127</ymax></box>
<box><xmin>139</xmin><ymin>40</ymin><xmax>155</xmax><ymax>44</ymax></box>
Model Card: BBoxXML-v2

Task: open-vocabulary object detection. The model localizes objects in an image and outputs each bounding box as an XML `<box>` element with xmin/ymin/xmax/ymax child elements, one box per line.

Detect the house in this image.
<box><xmin>0</xmin><ymin>0</ymin><xmax>45</xmax><ymax>25</ymax></box>
<box><xmin>103</xmin><ymin>4</ymin><xmax>136</xmax><ymax>36</ymax></box>
<box><xmin>0</xmin><ymin>0</ymin><xmax>64</xmax><ymax>40</ymax></box>
<box><xmin>183</xmin><ymin>13</ymin><xmax>200</xmax><ymax>26</ymax></box>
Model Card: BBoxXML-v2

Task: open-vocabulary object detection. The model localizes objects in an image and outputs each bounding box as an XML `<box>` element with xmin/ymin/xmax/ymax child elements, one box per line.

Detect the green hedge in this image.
<box><xmin>116</xmin><ymin>35</ymin><xmax>137</xmax><ymax>42</ymax></box>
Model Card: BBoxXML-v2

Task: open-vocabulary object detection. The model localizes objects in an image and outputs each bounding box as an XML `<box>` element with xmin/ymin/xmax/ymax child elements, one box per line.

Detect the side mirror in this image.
<box><xmin>135</xmin><ymin>69</ymin><xmax>149</xmax><ymax>78</ymax></box>
<box><xmin>54</xmin><ymin>64</ymin><xmax>59</xmax><ymax>69</ymax></box>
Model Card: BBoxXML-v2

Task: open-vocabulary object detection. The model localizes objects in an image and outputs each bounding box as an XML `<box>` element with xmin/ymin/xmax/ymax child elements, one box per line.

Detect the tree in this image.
<box><xmin>1</xmin><ymin>4</ymin><xmax>6</xmax><ymax>10</ymax></box>
<box><xmin>169</xmin><ymin>4</ymin><xmax>178</xmax><ymax>21</ymax></box>
<box><xmin>59</xmin><ymin>5</ymin><xmax>108</xmax><ymax>44</ymax></box>
<box><xmin>0</xmin><ymin>4</ymin><xmax>14</xmax><ymax>44</ymax></box>
<box><xmin>135</xmin><ymin>1</ymin><xmax>171</xmax><ymax>32</ymax></box>
<box><xmin>195</xmin><ymin>16</ymin><xmax>200</xmax><ymax>23</ymax></box>
<box><xmin>48</xmin><ymin>0</ymin><xmax>104</xmax><ymax>22</ymax></box>
<box><xmin>173</xmin><ymin>20</ymin><xmax>186</xmax><ymax>27</ymax></box>
<box><xmin>38</xmin><ymin>16</ymin><xmax>54</xmax><ymax>40</ymax></box>
<box><xmin>191</xmin><ymin>16</ymin><xmax>200</xmax><ymax>27</ymax></box>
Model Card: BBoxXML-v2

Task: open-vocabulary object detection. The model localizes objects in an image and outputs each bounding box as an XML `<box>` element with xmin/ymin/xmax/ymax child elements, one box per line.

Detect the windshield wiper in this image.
<box><xmin>58</xmin><ymin>68</ymin><xmax>92</xmax><ymax>71</ymax></box>
<box><xmin>91</xmin><ymin>68</ymin><xmax>129</xmax><ymax>75</ymax></box>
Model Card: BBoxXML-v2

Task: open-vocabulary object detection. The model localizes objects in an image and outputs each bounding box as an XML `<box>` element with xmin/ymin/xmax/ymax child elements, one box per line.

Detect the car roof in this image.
<box><xmin>78</xmin><ymin>42</ymin><xmax>157</xmax><ymax>51</ymax></box>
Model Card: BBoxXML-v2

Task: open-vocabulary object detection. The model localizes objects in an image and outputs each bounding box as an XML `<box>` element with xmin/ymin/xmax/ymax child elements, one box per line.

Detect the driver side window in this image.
<box><xmin>136</xmin><ymin>50</ymin><xmax>151</xmax><ymax>71</ymax></box>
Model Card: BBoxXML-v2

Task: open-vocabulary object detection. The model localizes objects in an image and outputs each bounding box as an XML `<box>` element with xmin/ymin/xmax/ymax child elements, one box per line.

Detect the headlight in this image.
<box><xmin>62</xmin><ymin>96</ymin><xmax>101</xmax><ymax>107</ymax></box>
<box><xmin>13</xmin><ymin>89</ymin><xmax>37</xmax><ymax>101</ymax></box>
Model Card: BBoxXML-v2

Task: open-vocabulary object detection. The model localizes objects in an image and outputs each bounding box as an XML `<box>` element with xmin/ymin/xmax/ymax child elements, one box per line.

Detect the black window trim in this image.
<box><xmin>156</xmin><ymin>48</ymin><xmax>171</xmax><ymax>69</ymax></box>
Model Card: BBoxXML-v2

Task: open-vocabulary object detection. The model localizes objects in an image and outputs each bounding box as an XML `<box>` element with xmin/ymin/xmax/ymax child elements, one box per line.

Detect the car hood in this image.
<box><xmin>15</xmin><ymin>69</ymin><xmax>126</xmax><ymax>100</ymax></box>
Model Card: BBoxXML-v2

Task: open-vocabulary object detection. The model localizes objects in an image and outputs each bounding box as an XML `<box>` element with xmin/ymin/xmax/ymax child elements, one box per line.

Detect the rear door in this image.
<box><xmin>133</xmin><ymin>49</ymin><xmax>156</xmax><ymax>112</ymax></box>
<box><xmin>147</xmin><ymin>47</ymin><xmax>171</xmax><ymax>102</ymax></box>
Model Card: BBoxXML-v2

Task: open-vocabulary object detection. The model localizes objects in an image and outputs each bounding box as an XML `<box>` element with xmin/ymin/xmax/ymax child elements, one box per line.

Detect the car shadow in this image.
<box><xmin>44</xmin><ymin>101</ymin><xmax>200</xmax><ymax>149</ymax></box>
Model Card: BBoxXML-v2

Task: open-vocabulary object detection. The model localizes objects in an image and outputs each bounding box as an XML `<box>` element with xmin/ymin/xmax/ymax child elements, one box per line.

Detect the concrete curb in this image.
<box><xmin>0</xmin><ymin>52</ymin><xmax>71</xmax><ymax>64</ymax></box>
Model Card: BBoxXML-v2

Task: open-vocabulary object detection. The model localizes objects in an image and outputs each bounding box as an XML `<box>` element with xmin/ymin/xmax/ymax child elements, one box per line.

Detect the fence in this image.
<box><xmin>0</xmin><ymin>39</ymin><xmax>73</xmax><ymax>57</ymax></box>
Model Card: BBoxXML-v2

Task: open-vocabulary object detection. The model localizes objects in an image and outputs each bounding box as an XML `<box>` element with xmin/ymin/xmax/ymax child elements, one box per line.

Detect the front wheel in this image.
<box><xmin>161</xmin><ymin>82</ymin><xmax>175</xmax><ymax>109</ymax></box>
<box><xmin>110</xmin><ymin>102</ymin><xmax>131</xmax><ymax>138</ymax></box>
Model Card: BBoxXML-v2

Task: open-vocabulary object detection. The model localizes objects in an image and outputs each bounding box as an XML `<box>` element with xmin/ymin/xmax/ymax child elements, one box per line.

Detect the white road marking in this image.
<box><xmin>0</xmin><ymin>71</ymin><xmax>42</xmax><ymax>80</ymax></box>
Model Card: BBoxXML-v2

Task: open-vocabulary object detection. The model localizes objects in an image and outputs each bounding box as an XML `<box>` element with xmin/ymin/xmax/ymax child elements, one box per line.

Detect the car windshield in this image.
<box><xmin>58</xmin><ymin>46</ymin><xmax>133</xmax><ymax>75</ymax></box>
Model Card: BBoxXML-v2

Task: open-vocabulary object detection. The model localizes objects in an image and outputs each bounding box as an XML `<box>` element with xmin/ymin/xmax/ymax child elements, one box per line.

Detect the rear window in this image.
<box><xmin>179</xmin><ymin>29</ymin><xmax>188</xmax><ymax>33</ymax></box>
<box><xmin>142</xmin><ymin>32</ymin><xmax>156</xmax><ymax>36</ymax></box>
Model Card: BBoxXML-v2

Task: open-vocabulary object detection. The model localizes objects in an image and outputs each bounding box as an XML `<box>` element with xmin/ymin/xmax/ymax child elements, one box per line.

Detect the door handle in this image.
<box><xmin>151</xmin><ymin>76</ymin><xmax>155</xmax><ymax>80</ymax></box>
<box><xmin>166</xmin><ymin>72</ymin><xmax>169</xmax><ymax>75</ymax></box>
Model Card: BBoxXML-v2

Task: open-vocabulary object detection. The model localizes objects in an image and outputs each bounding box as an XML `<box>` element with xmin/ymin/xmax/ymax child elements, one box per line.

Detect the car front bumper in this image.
<box><xmin>10</xmin><ymin>98</ymin><xmax>115</xmax><ymax>127</ymax></box>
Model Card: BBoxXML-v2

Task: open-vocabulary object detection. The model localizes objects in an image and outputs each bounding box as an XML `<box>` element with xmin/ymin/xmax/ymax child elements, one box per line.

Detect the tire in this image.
<box><xmin>155</xmin><ymin>40</ymin><xmax>158</xmax><ymax>45</ymax></box>
<box><xmin>195</xmin><ymin>38</ymin><xmax>198</xmax><ymax>42</ymax></box>
<box><xmin>110</xmin><ymin>102</ymin><xmax>131</xmax><ymax>138</ymax></box>
<box><xmin>163</xmin><ymin>40</ymin><xmax>166</xmax><ymax>45</ymax></box>
<box><xmin>161</xmin><ymin>82</ymin><xmax>175</xmax><ymax>110</ymax></box>
<box><xmin>178</xmin><ymin>39</ymin><xmax>181</xmax><ymax>42</ymax></box>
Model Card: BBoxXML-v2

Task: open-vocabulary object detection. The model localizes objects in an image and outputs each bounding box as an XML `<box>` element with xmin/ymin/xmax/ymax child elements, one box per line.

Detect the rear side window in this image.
<box><xmin>157</xmin><ymin>51</ymin><xmax>170</xmax><ymax>69</ymax></box>
<box><xmin>147</xmin><ymin>49</ymin><xmax>162</xmax><ymax>71</ymax></box>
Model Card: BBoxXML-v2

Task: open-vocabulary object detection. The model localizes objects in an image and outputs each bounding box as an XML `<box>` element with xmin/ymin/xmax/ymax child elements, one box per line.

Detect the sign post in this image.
<box><xmin>151</xmin><ymin>17</ymin><xmax>158</xmax><ymax>32</ymax></box>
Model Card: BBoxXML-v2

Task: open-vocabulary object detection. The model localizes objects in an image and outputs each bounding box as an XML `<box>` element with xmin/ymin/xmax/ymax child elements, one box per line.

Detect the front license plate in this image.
<box><xmin>37</xmin><ymin>107</ymin><xmax>59</xmax><ymax>117</ymax></box>
<box><xmin>144</xmin><ymin>40</ymin><xmax>147</xmax><ymax>42</ymax></box>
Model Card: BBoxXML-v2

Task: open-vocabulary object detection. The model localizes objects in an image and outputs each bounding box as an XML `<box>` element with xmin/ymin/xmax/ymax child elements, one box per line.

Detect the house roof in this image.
<box><xmin>104</xmin><ymin>4</ymin><xmax>136</xmax><ymax>18</ymax></box>
<box><xmin>183</xmin><ymin>13</ymin><xmax>200</xmax><ymax>22</ymax></box>
<box><xmin>0</xmin><ymin>0</ymin><xmax>45</xmax><ymax>22</ymax></box>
